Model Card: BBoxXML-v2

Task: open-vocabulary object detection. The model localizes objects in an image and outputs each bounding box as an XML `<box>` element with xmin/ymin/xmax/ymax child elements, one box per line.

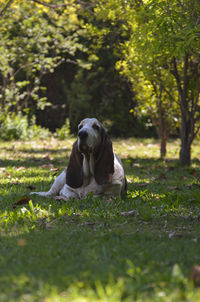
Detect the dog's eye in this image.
<box><xmin>78</xmin><ymin>124</ymin><xmax>83</xmax><ymax>131</ymax></box>
<box><xmin>92</xmin><ymin>123</ymin><xmax>100</xmax><ymax>131</ymax></box>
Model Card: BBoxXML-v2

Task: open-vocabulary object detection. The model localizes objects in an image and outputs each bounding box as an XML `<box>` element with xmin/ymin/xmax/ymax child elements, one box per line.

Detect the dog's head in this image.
<box><xmin>66</xmin><ymin>118</ymin><xmax>114</xmax><ymax>188</ymax></box>
<box><xmin>77</xmin><ymin>118</ymin><xmax>102</xmax><ymax>154</ymax></box>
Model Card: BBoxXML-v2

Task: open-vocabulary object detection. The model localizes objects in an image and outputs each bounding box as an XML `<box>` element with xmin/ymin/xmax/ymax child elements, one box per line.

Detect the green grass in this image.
<box><xmin>1</xmin><ymin>138</ymin><xmax>200</xmax><ymax>301</ymax></box>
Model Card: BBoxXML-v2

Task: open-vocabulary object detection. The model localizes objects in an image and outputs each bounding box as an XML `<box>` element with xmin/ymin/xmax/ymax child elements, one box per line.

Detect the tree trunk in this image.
<box><xmin>179</xmin><ymin>142</ymin><xmax>191</xmax><ymax>165</ymax></box>
<box><xmin>171</xmin><ymin>56</ymin><xmax>193</xmax><ymax>166</ymax></box>
<box><xmin>179</xmin><ymin>117</ymin><xmax>191</xmax><ymax>165</ymax></box>
<box><xmin>160</xmin><ymin>133</ymin><xmax>167</xmax><ymax>159</ymax></box>
<box><xmin>158</xmin><ymin>98</ymin><xmax>168</xmax><ymax>159</ymax></box>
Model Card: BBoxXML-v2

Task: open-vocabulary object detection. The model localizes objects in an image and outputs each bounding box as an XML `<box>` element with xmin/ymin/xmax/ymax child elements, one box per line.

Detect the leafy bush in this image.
<box><xmin>55</xmin><ymin>118</ymin><xmax>71</xmax><ymax>140</ymax></box>
<box><xmin>0</xmin><ymin>113</ymin><xmax>50</xmax><ymax>141</ymax></box>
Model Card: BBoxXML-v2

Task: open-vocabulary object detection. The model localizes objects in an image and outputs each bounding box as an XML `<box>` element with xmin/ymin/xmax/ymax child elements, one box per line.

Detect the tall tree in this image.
<box><xmin>155</xmin><ymin>1</ymin><xmax>199</xmax><ymax>165</ymax></box>
<box><xmin>121</xmin><ymin>0</ymin><xmax>200</xmax><ymax>165</ymax></box>
<box><xmin>0</xmin><ymin>0</ymin><xmax>82</xmax><ymax>116</ymax></box>
<box><xmin>91</xmin><ymin>0</ymin><xmax>179</xmax><ymax>157</ymax></box>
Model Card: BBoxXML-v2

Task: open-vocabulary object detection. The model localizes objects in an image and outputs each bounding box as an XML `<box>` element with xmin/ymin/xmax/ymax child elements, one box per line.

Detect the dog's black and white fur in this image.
<box><xmin>31</xmin><ymin>118</ymin><xmax>127</xmax><ymax>199</ymax></box>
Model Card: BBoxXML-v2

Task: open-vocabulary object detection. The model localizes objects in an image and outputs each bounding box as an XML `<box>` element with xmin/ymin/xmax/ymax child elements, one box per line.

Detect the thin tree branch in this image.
<box><xmin>0</xmin><ymin>0</ymin><xmax>15</xmax><ymax>16</ymax></box>
<box><xmin>190</xmin><ymin>121</ymin><xmax>200</xmax><ymax>142</ymax></box>
<box><xmin>14</xmin><ymin>63</ymin><xmax>36</xmax><ymax>77</ymax></box>
<box><xmin>183</xmin><ymin>53</ymin><xmax>189</xmax><ymax>101</ymax></box>
<box><xmin>150</xmin><ymin>67</ymin><xmax>178</xmax><ymax>105</ymax></box>
<box><xmin>31</xmin><ymin>0</ymin><xmax>94</xmax><ymax>9</ymax></box>
<box><xmin>171</xmin><ymin>57</ymin><xmax>183</xmax><ymax>100</ymax></box>
<box><xmin>177</xmin><ymin>0</ymin><xmax>184</xmax><ymax>10</ymax></box>
<box><xmin>194</xmin><ymin>80</ymin><xmax>200</xmax><ymax>107</ymax></box>
<box><xmin>66</xmin><ymin>59</ymin><xmax>79</xmax><ymax>65</ymax></box>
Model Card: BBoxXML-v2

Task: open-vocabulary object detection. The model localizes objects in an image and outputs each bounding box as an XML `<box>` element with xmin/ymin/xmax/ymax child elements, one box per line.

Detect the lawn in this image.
<box><xmin>0</xmin><ymin>137</ymin><xmax>200</xmax><ymax>301</ymax></box>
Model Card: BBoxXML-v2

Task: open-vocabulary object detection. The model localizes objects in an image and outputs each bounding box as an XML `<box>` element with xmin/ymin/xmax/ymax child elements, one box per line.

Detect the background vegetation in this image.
<box><xmin>0</xmin><ymin>0</ymin><xmax>200</xmax><ymax>165</ymax></box>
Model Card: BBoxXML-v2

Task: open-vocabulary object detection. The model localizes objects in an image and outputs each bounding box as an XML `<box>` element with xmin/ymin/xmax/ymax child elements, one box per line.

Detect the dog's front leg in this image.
<box><xmin>30</xmin><ymin>170</ymin><xmax>66</xmax><ymax>197</ymax></box>
<box><xmin>56</xmin><ymin>184</ymin><xmax>78</xmax><ymax>200</ymax></box>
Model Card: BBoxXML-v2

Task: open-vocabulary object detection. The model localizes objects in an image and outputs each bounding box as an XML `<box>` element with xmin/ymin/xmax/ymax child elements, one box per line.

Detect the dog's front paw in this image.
<box><xmin>54</xmin><ymin>195</ymin><xmax>69</xmax><ymax>202</ymax></box>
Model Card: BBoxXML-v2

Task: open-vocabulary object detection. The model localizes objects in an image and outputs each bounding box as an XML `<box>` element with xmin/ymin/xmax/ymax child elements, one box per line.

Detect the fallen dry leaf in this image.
<box><xmin>50</xmin><ymin>168</ymin><xmax>59</xmax><ymax>172</ymax></box>
<box><xmin>17</xmin><ymin>239</ymin><xmax>26</xmax><ymax>246</ymax></box>
<box><xmin>190</xmin><ymin>265</ymin><xmax>200</xmax><ymax>287</ymax></box>
<box><xmin>13</xmin><ymin>196</ymin><xmax>31</xmax><ymax>209</ymax></box>
<box><xmin>156</xmin><ymin>173</ymin><xmax>167</xmax><ymax>181</ymax></box>
<box><xmin>190</xmin><ymin>169</ymin><xmax>200</xmax><ymax>178</ymax></box>
<box><xmin>41</xmin><ymin>164</ymin><xmax>55</xmax><ymax>169</ymax></box>
<box><xmin>3</xmin><ymin>171</ymin><xmax>11</xmax><ymax>178</ymax></box>
<box><xmin>26</xmin><ymin>185</ymin><xmax>36</xmax><ymax>190</ymax></box>
<box><xmin>16</xmin><ymin>166</ymin><xmax>25</xmax><ymax>171</ymax></box>
<box><xmin>42</xmin><ymin>152</ymin><xmax>51</xmax><ymax>158</ymax></box>
<box><xmin>137</xmin><ymin>183</ymin><xmax>149</xmax><ymax>187</ymax></box>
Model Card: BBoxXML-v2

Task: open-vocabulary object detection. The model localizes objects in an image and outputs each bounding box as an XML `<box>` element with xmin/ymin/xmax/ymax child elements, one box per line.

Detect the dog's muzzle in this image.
<box><xmin>78</xmin><ymin>130</ymin><xmax>90</xmax><ymax>153</ymax></box>
<box><xmin>78</xmin><ymin>130</ymin><xmax>88</xmax><ymax>140</ymax></box>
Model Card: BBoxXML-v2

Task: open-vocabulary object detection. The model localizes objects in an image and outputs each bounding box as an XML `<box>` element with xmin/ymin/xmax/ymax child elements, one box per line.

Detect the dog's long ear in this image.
<box><xmin>94</xmin><ymin>127</ymin><xmax>114</xmax><ymax>185</ymax></box>
<box><xmin>66</xmin><ymin>140</ymin><xmax>83</xmax><ymax>188</ymax></box>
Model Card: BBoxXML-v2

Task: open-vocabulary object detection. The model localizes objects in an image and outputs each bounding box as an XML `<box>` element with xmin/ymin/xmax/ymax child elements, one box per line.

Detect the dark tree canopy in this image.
<box><xmin>0</xmin><ymin>0</ymin><xmax>200</xmax><ymax>164</ymax></box>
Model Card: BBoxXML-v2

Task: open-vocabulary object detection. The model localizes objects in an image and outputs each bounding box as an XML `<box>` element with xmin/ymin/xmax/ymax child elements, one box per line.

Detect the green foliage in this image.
<box><xmin>0</xmin><ymin>0</ymin><xmax>83</xmax><ymax>114</ymax></box>
<box><xmin>68</xmin><ymin>67</ymin><xmax>144</xmax><ymax>137</ymax></box>
<box><xmin>0</xmin><ymin>113</ymin><xmax>50</xmax><ymax>140</ymax></box>
<box><xmin>67</xmin><ymin>14</ymin><xmax>144</xmax><ymax>137</ymax></box>
<box><xmin>55</xmin><ymin>118</ymin><xmax>71</xmax><ymax>140</ymax></box>
<box><xmin>0</xmin><ymin>0</ymin><xmax>200</xmax><ymax>158</ymax></box>
<box><xmin>92</xmin><ymin>0</ymin><xmax>200</xmax><ymax>161</ymax></box>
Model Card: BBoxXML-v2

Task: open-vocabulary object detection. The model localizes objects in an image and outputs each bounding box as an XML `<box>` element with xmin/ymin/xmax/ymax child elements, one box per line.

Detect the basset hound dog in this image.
<box><xmin>31</xmin><ymin>118</ymin><xmax>127</xmax><ymax>200</ymax></box>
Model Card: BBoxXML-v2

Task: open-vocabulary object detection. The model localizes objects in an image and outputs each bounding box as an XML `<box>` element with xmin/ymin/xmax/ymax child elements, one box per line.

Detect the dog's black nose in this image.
<box><xmin>78</xmin><ymin>130</ymin><xmax>88</xmax><ymax>140</ymax></box>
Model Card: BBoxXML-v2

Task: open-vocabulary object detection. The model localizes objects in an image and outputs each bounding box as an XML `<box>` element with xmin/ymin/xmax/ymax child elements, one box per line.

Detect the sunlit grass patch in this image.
<box><xmin>0</xmin><ymin>138</ymin><xmax>200</xmax><ymax>301</ymax></box>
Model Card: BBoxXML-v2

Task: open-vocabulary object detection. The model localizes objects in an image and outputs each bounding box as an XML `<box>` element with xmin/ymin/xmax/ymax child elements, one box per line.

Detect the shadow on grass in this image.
<box><xmin>1</xmin><ymin>154</ymin><xmax>200</xmax><ymax>211</ymax></box>
<box><xmin>1</xmin><ymin>142</ymin><xmax>200</xmax><ymax>299</ymax></box>
<box><xmin>0</xmin><ymin>211</ymin><xmax>199</xmax><ymax>300</ymax></box>
<box><xmin>0</xmin><ymin>146</ymin><xmax>70</xmax><ymax>153</ymax></box>
<box><xmin>0</xmin><ymin>154</ymin><xmax>70</xmax><ymax>168</ymax></box>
